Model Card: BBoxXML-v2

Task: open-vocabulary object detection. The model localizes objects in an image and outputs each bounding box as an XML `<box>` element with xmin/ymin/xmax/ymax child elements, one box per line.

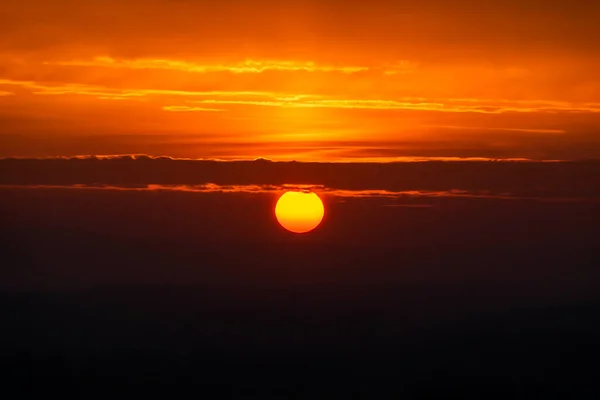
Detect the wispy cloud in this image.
<box><xmin>0</xmin><ymin>91</ymin><xmax>14</xmax><ymax>96</ymax></box>
<box><xmin>0</xmin><ymin>79</ymin><xmax>316</xmax><ymax>102</ymax></box>
<box><xmin>427</xmin><ymin>125</ymin><xmax>567</xmax><ymax>134</ymax></box>
<box><xmin>162</xmin><ymin>105</ymin><xmax>225</xmax><ymax>112</ymax></box>
<box><xmin>45</xmin><ymin>57</ymin><xmax>374</xmax><ymax>74</ymax></box>
<box><xmin>3</xmin><ymin>77</ymin><xmax>600</xmax><ymax>115</ymax></box>
<box><xmin>190</xmin><ymin>97</ymin><xmax>600</xmax><ymax>114</ymax></box>
<box><xmin>0</xmin><ymin>78</ymin><xmax>143</xmax><ymax>98</ymax></box>
<box><xmin>192</xmin><ymin>98</ymin><xmax>448</xmax><ymax>111</ymax></box>
<box><xmin>1</xmin><ymin>183</ymin><xmax>597</xmax><ymax>203</ymax></box>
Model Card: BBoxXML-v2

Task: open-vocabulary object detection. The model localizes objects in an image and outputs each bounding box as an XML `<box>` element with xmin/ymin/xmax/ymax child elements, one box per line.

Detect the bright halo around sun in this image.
<box><xmin>275</xmin><ymin>191</ymin><xmax>325</xmax><ymax>234</ymax></box>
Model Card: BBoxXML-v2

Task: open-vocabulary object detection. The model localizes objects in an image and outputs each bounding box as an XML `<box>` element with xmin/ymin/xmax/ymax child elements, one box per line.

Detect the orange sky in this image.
<box><xmin>1</xmin><ymin>0</ymin><xmax>599</xmax><ymax>160</ymax></box>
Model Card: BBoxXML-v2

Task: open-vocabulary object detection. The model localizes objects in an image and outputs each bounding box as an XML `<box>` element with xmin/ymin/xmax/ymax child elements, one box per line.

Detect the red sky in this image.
<box><xmin>1</xmin><ymin>0</ymin><xmax>599</xmax><ymax>160</ymax></box>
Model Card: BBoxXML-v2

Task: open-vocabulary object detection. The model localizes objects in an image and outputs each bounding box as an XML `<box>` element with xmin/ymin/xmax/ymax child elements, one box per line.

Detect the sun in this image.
<box><xmin>275</xmin><ymin>191</ymin><xmax>325</xmax><ymax>234</ymax></box>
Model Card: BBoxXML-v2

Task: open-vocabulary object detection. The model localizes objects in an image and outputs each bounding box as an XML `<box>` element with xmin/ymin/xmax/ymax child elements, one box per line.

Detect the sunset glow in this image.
<box><xmin>1</xmin><ymin>1</ymin><xmax>599</xmax><ymax>161</ymax></box>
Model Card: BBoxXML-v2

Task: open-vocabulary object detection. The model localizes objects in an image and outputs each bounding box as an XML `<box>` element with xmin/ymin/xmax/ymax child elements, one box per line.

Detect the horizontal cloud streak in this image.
<box><xmin>429</xmin><ymin>125</ymin><xmax>567</xmax><ymax>134</ymax></box>
<box><xmin>1</xmin><ymin>183</ymin><xmax>597</xmax><ymax>204</ymax></box>
<box><xmin>191</xmin><ymin>98</ymin><xmax>600</xmax><ymax>114</ymax></box>
<box><xmin>46</xmin><ymin>57</ymin><xmax>377</xmax><ymax>74</ymax></box>
<box><xmin>2</xmin><ymin>78</ymin><xmax>600</xmax><ymax>115</ymax></box>
<box><xmin>1</xmin><ymin>157</ymin><xmax>599</xmax><ymax>200</ymax></box>
<box><xmin>162</xmin><ymin>106</ymin><xmax>225</xmax><ymax>112</ymax></box>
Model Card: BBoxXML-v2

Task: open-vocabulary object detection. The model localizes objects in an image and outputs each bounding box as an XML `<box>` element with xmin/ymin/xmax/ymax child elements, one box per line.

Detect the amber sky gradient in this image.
<box><xmin>1</xmin><ymin>0</ymin><xmax>600</xmax><ymax>160</ymax></box>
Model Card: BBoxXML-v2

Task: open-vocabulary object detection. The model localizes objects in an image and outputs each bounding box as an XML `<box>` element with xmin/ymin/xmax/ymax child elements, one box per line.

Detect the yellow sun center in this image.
<box><xmin>275</xmin><ymin>191</ymin><xmax>325</xmax><ymax>234</ymax></box>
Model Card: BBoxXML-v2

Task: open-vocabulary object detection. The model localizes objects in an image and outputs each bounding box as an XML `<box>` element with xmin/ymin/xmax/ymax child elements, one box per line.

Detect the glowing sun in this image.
<box><xmin>275</xmin><ymin>191</ymin><xmax>325</xmax><ymax>234</ymax></box>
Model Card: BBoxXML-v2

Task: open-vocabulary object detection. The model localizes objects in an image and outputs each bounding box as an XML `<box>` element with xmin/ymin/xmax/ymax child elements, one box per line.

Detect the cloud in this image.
<box><xmin>46</xmin><ymin>57</ymin><xmax>372</xmax><ymax>74</ymax></box>
<box><xmin>162</xmin><ymin>106</ymin><xmax>225</xmax><ymax>112</ymax></box>
<box><xmin>1</xmin><ymin>158</ymin><xmax>599</xmax><ymax>201</ymax></box>
<box><xmin>44</xmin><ymin>56</ymin><xmax>421</xmax><ymax>75</ymax></box>
<box><xmin>0</xmin><ymin>79</ymin><xmax>282</xmax><ymax>100</ymax></box>
<box><xmin>428</xmin><ymin>125</ymin><xmax>566</xmax><ymax>134</ymax></box>
<box><xmin>189</xmin><ymin>97</ymin><xmax>600</xmax><ymax>114</ymax></box>
<box><xmin>2</xmin><ymin>182</ymin><xmax>597</xmax><ymax>204</ymax></box>
<box><xmin>4</xmin><ymin>76</ymin><xmax>597</xmax><ymax>114</ymax></box>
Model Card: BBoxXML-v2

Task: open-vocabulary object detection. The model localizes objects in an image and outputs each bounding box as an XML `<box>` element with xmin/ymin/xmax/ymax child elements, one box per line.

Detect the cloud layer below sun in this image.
<box><xmin>1</xmin><ymin>0</ymin><xmax>599</xmax><ymax>160</ymax></box>
<box><xmin>2</xmin><ymin>157</ymin><xmax>599</xmax><ymax>201</ymax></box>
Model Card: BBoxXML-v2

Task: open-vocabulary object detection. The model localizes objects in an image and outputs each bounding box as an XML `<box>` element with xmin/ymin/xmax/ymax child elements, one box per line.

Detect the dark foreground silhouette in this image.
<box><xmin>1</xmin><ymin>185</ymin><xmax>599</xmax><ymax>397</ymax></box>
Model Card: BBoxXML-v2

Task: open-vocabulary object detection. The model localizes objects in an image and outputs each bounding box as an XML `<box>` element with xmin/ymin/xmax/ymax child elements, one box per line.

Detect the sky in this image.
<box><xmin>1</xmin><ymin>0</ymin><xmax>600</xmax><ymax>160</ymax></box>
<box><xmin>2</xmin><ymin>3</ymin><xmax>600</xmax><ymax>389</ymax></box>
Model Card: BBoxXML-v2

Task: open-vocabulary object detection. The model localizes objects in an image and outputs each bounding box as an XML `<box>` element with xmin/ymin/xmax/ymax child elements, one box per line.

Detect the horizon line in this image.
<box><xmin>0</xmin><ymin>154</ymin><xmax>586</xmax><ymax>163</ymax></box>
